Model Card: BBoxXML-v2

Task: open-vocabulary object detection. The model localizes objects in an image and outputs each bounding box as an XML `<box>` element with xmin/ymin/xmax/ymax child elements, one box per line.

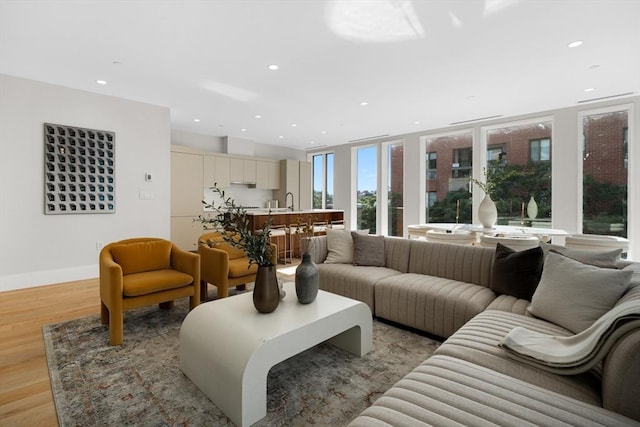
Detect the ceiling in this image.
<box><xmin>1</xmin><ymin>0</ymin><xmax>639</xmax><ymax>151</ymax></box>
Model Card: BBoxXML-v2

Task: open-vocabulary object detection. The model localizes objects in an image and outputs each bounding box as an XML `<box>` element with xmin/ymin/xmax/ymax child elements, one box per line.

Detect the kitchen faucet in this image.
<box><xmin>285</xmin><ymin>192</ymin><xmax>295</xmax><ymax>211</ymax></box>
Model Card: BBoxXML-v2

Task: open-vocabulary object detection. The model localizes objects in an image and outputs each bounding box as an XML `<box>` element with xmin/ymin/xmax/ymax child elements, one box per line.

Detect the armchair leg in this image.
<box><xmin>217</xmin><ymin>285</ymin><xmax>229</xmax><ymax>299</ymax></box>
<box><xmin>159</xmin><ymin>300</ymin><xmax>174</xmax><ymax>309</ymax></box>
<box><xmin>200</xmin><ymin>280</ymin><xmax>209</xmax><ymax>302</ymax></box>
<box><xmin>101</xmin><ymin>302</ymin><xmax>109</xmax><ymax>325</ymax></box>
<box><xmin>236</xmin><ymin>284</ymin><xmax>246</xmax><ymax>291</ymax></box>
<box><xmin>109</xmin><ymin>310</ymin><xmax>123</xmax><ymax>346</ymax></box>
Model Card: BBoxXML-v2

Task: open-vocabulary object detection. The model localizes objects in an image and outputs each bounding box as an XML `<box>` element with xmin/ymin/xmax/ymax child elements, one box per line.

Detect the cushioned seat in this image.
<box><xmin>100</xmin><ymin>237</ymin><xmax>200</xmax><ymax>345</ymax></box>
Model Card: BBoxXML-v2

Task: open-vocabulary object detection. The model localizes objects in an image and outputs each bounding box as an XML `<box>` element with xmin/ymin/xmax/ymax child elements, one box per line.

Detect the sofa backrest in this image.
<box><xmin>384</xmin><ymin>236</ymin><xmax>412</xmax><ymax>273</ymax></box>
<box><xmin>408</xmin><ymin>239</ymin><xmax>495</xmax><ymax>287</ymax></box>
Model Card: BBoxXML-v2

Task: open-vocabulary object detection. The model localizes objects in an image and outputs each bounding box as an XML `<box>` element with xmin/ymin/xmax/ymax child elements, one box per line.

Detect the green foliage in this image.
<box><xmin>583</xmin><ymin>174</ymin><xmax>626</xmax><ymax>218</ymax></box>
<box><xmin>428</xmin><ymin>189</ymin><xmax>472</xmax><ymax>223</ymax></box>
<box><xmin>358</xmin><ymin>192</ymin><xmax>377</xmax><ymax>233</ymax></box>
<box><xmin>196</xmin><ymin>184</ymin><xmax>274</xmax><ymax>266</ymax></box>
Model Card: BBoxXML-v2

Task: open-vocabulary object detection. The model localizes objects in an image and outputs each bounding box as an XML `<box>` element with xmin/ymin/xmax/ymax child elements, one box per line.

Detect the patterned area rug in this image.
<box><xmin>44</xmin><ymin>292</ymin><xmax>440</xmax><ymax>426</ymax></box>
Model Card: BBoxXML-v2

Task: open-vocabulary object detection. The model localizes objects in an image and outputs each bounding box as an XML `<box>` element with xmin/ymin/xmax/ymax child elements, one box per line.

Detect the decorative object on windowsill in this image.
<box><xmin>527</xmin><ymin>195</ymin><xmax>538</xmax><ymax>220</ymax></box>
<box><xmin>470</xmin><ymin>168</ymin><xmax>498</xmax><ymax>228</ymax></box>
<box><xmin>293</xmin><ymin>220</ymin><xmax>319</xmax><ymax>304</ymax></box>
<box><xmin>196</xmin><ymin>184</ymin><xmax>280</xmax><ymax>313</ymax></box>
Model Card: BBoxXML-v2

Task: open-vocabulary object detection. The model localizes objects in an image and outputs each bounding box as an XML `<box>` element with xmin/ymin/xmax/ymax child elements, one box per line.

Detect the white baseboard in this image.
<box><xmin>0</xmin><ymin>265</ymin><xmax>98</xmax><ymax>292</ymax></box>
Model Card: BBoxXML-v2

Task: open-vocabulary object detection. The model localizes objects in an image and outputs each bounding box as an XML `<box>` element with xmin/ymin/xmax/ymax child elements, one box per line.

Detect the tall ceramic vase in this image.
<box><xmin>253</xmin><ymin>265</ymin><xmax>280</xmax><ymax>313</ymax></box>
<box><xmin>295</xmin><ymin>253</ymin><xmax>319</xmax><ymax>304</ymax></box>
<box><xmin>527</xmin><ymin>195</ymin><xmax>538</xmax><ymax>220</ymax></box>
<box><xmin>478</xmin><ymin>194</ymin><xmax>498</xmax><ymax>228</ymax></box>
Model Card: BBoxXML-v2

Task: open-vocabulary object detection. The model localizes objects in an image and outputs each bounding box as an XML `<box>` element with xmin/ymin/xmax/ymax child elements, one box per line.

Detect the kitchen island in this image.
<box><xmin>247</xmin><ymin>209</ymin><xmax>344</xmax><ymax>257</ymax></box>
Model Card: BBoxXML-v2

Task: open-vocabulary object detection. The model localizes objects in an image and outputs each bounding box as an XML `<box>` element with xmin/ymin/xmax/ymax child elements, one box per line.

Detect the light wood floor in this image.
<box><xmin>0</xmin><ymin>264</ymin><xmax>297</xmax><ymax>426</ymax></box>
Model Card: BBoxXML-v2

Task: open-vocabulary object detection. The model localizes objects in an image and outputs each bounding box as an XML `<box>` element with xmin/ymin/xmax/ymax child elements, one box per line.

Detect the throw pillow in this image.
<box><xmin>528</xmin><ymin>251</ymin><xmax>632</xmax><ymax>333</ymax></box>
<box><xmin>540</xmin><ymin>242</ymin><xmax>621</xmax><ymax>268</ymax></box>
<box><xmin>111</xmin><ymin>240</ymin><xmax>172</xmax><ymax>275</ymax></box>
<box><xmin>351</xmin><ymin>232</ymin><xmax>385</xmax><ymax>267</ymax></box>
<box><xmin>490</xmin><ymin>243</ymin><xmax>544</xmax><ymax>300</ymax></box>
<box><xmin>325</xmin><ymin>228</ymin><xmax>369</xmax><ymax>264</ymax></box>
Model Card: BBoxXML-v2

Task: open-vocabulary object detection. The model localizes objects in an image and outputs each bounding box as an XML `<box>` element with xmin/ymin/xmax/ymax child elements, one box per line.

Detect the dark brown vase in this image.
<box><xmin>253</xmin><ymin>265</ymin><xmax>280</xmax><ymax>313</ymax></box>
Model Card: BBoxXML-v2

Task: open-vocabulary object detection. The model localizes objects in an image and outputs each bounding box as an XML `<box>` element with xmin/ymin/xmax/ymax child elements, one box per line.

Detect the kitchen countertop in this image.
<box><xmin>245</xmin><ymin>209</ymin><xmax>343</xmax><ymax>215</ymax></box>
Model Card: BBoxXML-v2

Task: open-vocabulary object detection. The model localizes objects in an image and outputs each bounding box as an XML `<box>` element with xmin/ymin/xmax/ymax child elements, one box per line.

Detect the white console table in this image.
<box><xmin>179</xmin><ymin>282</ymin><xmax>372</xmax><ymax>427</ymax></box>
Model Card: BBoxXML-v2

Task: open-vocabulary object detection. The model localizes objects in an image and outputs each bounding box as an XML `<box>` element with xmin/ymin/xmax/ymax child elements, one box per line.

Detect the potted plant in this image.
<box><xmin>196</xmin><ymin>184</ymin><xmax>279</xmax><ymax>313</ymax></box>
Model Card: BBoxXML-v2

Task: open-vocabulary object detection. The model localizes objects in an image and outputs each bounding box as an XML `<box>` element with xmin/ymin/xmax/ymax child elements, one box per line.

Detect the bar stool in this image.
<box><xmin>255</xmin><ymin>225</ymin><xmax>290</xmax><ymax>264</ymax></box>
<box><xmin>287</xmin><ymin>223</ymin><xmax>306</xmax><ymax>258</ymax></box>
<box><xmin>312</xmin><ymin>221</ymin><xmax>328</xmax><ymax>236</ymax></box>
<box><xmin>329</xmin><ymin>220</ymin><xmax>345</xmax><ymax>229</ymax></box>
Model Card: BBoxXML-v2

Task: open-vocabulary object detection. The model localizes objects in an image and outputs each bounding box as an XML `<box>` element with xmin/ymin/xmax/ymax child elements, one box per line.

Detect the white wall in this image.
<box><xmin>326</xmin><ymin>96</ymin><xmax>640</xmax><ymax>259</ymax></box>
<box><xmin>0</xmin><ymin>74</ymin><xmax>171</xmax><ymax>291</ymax></box>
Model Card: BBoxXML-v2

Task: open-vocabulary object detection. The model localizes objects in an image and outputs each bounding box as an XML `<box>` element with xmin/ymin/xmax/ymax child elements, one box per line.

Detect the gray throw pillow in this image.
<box><xmin>540</xmin><ymin>242</ymin><xmax>621</xmax><ymax>268</ymax></box>
<box><xmin>528</xmin><ymin>251</ymin><xmax>632</xmax><ymax>333</ymax></box>
<box><xmin>351</xmin><ymin>232</ymin><xmax>385</xmax><ymax>267</ymax></box>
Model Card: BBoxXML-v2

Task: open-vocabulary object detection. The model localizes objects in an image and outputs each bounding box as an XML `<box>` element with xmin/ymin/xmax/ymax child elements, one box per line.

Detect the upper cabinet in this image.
<box><xmin>203</xmin><ymin>155</ymin><xmax>230</xmax><ymax>188</ymax></box>
<box><xmin>255</xmin><ymin>160</ymin><xmax>280</xmax><ymax>190</ymax></box>
<box><xmin>229</xmin><ymin>157</ymin><xmax>256</xmax><ymax>185</ymax></box>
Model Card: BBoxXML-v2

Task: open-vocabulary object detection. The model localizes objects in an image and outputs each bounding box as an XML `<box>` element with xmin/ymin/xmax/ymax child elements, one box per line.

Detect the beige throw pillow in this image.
<box><xmin>528</xmin><ymin>251</ymin><xmax>632</xmax><ymax>333</ymax></box>
<box><xmin>539</xmin><ymin>242</ymin><xmax>621</xmax><ymax>268</ymax></box>
<box><xmin>324</xmin><ymin>229</ymin><xmax>369</xmax><ymax>264</ymax></box>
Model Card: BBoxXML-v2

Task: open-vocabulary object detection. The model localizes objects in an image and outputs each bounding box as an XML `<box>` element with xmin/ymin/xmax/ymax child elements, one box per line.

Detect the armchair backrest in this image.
<box><xmin>105</xmin><ymin>238</ymin><xmax>172</xmax><ymax>275</ymax></box>
<box><xmin>199</xmin><ymin>232</ymin><xmax>247</xmax><ymax>260</ymax></box>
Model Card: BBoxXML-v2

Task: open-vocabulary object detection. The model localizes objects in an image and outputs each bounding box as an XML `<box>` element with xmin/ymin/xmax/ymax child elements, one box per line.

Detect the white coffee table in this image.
<box><xmin>179</xmin><ymin>282</ymin><xmax>373</xmax><ymax>427</ymax></box>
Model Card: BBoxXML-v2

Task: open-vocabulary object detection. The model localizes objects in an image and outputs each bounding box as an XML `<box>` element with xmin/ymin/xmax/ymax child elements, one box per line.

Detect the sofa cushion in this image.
<box><xmin>528</xmin><ymin>251</ymin><xmax>632</xmax><ymax>333</ymax></box>
<box><xmin>349</xmin><ymin>355</ymin><xmax>638</xmax><ymax>427</ymax></box>
<box><xmin>317</xmin><ymin>263</ymin><xmax>401</xmax><ymax>312</ymax></box>
<box><xmin>408</xmin><ymin>240</ymin><xmax>495</xmax><ymax>288</ymax></box>
<box><xmin>491</xmin><ymin>243</ymin><xmax>544</xmax><ymax>300</ymax></box>
<box><xmin>111</xmin><ymin>240</ymin><xmax>172</xmax><ymax>275</ymax></box>
<box><xmin>374</xmin><ymin>273</ymin><xmax>496</xmax><ymax>338</ymax></box>
<box><xmin>352</xmin><ymin>232</ymin><xmax>385</xmax><ymax>266</ymax></box>
<box><xmin>540</xmin><ymin>242</ymin><xmax>621</xmax><ymax>268</ymax></box>
<box><xmin>435</xmin><ymin>310</ymin><xmax>603</xmax><ymax>405</ymax></box>
<box><xmin>122</xmin><ymin>269</ymin><xmax>194</xmax><ymax>297</ymax></box>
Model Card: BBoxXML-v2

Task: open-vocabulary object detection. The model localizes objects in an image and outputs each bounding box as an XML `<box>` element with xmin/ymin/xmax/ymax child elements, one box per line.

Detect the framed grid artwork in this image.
<box><xmin>44</xmin><ymin>123</ymin><xmax>115</xmax><ymax>214</ymax></box>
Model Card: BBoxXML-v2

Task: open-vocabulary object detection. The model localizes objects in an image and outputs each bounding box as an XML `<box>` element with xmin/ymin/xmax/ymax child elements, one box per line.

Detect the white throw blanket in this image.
<box><xmin>499</xmin><ymin>300</ymin><xmax>640</xmax><ymax>371</ymax></box>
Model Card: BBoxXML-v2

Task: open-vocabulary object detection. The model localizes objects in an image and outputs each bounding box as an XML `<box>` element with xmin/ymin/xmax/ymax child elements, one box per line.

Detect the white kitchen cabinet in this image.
<box><xmin>255</xmin><ymin>160</ymin><xmax>280</xmax><ymax>190</ymax></box>
<box><xmin>203</xmin><ymin>155</ymin><xmax>230</xmax><ymax>188</ymax></box>
<box><xmin>171</xmin><ymin>151</ymin><xmax>204</xmax><ymax>216</ymax></box>
<box><xmin>229</xmin><ymin>157</ymin><xmax>256</xmax><ymax>184</ymax></box>
<box><xmin>275</xmin><ymin>159</ymin><xmax>312</xmax><ymax>210</ymax></box>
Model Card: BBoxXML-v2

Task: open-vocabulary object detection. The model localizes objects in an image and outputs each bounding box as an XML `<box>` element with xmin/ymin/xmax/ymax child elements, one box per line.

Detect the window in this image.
<box><xmin>530</xmin><ymin>138</ymin><xmax>551</xmax><ymax>162</ymax></box>
<box><xmin>356</xmin><ymin>146</ymin><xmax>377</xmax><ymax>233</ymax></box>
<box><xmin>452</xmin><ymin>148</ymin><xmax>472</xmax><ymax>178</ymax></box>
<box><xmin>387</xmin><ymin>142</ymin><xmax>404</xmax><ymax>237</ymax></box>
<box><xmin>623</xmin><ymin>128</ymin><xmax>628</xmax><ymax>169</ymax></box>
<box><xmin>581</xmin><ymin>109</ymin><xmax>628</xmax><ymax>239</ymax></box>
<box><xmin>484</xmin><ymin>120</ymin><xmax>552</xmax><ymax>225</ymax></box>
<box><xmin>423</xmin><ymin>131</ymin><xmax>473</xmax><ymax>224</ymax></box>
<box><xmin>311</xmin><ymin>152</ymin><xmax>334</xmax><ymax>209</ymax></box>
<box><xmin>426</xmin><ymin>152</ymin><xmax>437</xmax><ymax>180</ymax></box>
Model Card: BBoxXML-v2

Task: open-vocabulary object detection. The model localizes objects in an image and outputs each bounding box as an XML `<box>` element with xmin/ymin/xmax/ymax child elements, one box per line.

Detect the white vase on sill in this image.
<box><xmin>527</xmin><ymin>196</ymin><xmax>538</xmax><ymax>220</ymax></box>
<box><xmin>478</xmin><ymin>194</ymin><xmax>497</xmax><ymax>228</ymax></box>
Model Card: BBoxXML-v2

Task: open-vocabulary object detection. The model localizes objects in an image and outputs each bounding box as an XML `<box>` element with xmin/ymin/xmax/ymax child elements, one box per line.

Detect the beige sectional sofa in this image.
<box><xmin>307</xmin><ymin>234</ymin><xmax>640</xmax><ymax>426</ymax></box>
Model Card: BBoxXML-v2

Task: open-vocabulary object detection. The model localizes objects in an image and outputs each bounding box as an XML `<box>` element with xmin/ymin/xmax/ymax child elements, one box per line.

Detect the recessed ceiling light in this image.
<box><xmin>193</xmin><ymin>118</ymin><xmax>200</xmax><ymax>123</ymax></box>
<box><xmin>255</xmin><ymin>115</ymin><xmax>261</xmax><ymax>119</ymax></box>
<box><xmin>321</xmin><ymin>130</ymin><xmax>327</xmax><ymax>134</ymax></box>
<box><xmin>310</xmin><ymin>141</ymin><xmax>316</xmax><ymax>144</ymax></box>
<box><xmin>414</xmin><ymin>121</ymin><xmax>421</xmax><ymax>125</ymax></box>
<box><xmin>360</xmin><ymin>101</ymin><xmax>369</xmax><ymax>106</ymax></box>
<box><xmin>268</xmin><ymin>64</ymin><xmax>279</xmax><ymax>71</ymax></box>
<box><xmin>568</xmin><ymin>40</ymin><xmax>583</xmax><ymax>48</ymax></box>
<box><xmin>241</xmin><ymin>128</ymin><xmax>247</xmax><ymax>132</ymax></box>
<box><xmin>291</xmin><ymin>123</ymin><xmax>297</xmax><ymax>127</ymax></box>
<box><xmin>96</xmin><ymin>79</ymin><xmax>108</xmax><ymax>85</ymax></box>
<box><xmin>279</xmin><ymin>135</ymin><xmax>284</xmax><ymax>139</ymax></box>
<box><xmin>584</xmin><ymin>88</ymin><xmax>595</xmax><ymax>92</ymax></box>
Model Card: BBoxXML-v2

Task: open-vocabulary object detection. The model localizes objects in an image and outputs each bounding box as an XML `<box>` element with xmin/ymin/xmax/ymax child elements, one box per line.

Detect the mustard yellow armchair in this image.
<box><xmin>100</xmin><ymin>237</ymin><xmax>200</xmax><ymax>345</ymax></box>
<box><xmin>198</xmin><ymin>232</ymin><xmax>277</xmax><ymax>300</ymax></box>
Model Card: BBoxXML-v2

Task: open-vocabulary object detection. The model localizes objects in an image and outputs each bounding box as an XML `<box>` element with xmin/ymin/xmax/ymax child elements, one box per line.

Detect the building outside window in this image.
<box><xmin>484</xmin><ymin>120</ymin><xmax>553</xmax><ymax>226</ymax></box>
<box><xmin>423</xmin><ymin>131</ymin><xmax>473</xmax><ymax>224</ymax></box>
<box><xmin>580</xmin><ymin>108</ymin><xmax>628</xmax><ymax>238</ymax></box>
<box><xmin>530</xmin><ymin>138</ymin><xmax>551</xmax><ymax>162</ymax></box>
